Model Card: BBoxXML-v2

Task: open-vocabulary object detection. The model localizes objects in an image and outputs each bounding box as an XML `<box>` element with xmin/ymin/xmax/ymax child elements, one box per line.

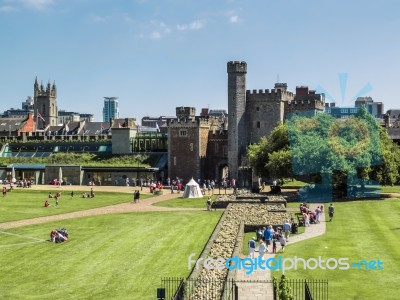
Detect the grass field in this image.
<box><xmin>272</xmin><ymin>199</ymin><xmax>400</xmax><ymax>299</ymax></box>
<box><xmin>0</xmin><ymin>211</ymin><xmax>222</xmax><ymax>300</ymax></box>
<box><xmin>0</xmin><ymin>190</ymin><xmax>151</xmax><ymax>223</ymax></box>
<box><xmin>153</xmin><ymin>195</ymin><xmax>218</xmax><ymax>208</ymax></box>
<box><xmin>381</xmin><ymin>185</ymin><xmax>400</xmax><ymax>193</ymax></box>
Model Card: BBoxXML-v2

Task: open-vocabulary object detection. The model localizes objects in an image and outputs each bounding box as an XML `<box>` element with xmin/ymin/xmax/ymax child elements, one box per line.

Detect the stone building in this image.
<box><xmin>227</xmin><ymin>61</ymin><xmax>325</xmax><ymax>185</ymax></box>
<box><xmin>167</xmin><ymin>107</ymin><xmax>228</xmax><ymax>182</ymax></box>
<box><xmin>33</xmin><ymin>78</ymin><xmax>58</xmax><ymax>128</ymax></box>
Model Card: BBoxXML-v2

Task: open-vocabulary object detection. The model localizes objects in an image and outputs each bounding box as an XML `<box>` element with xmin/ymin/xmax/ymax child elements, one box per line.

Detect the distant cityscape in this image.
<box><xmin>0</xmin><ymin>63</ymin><xmax>399</xmax><ymax>186</ymax></box>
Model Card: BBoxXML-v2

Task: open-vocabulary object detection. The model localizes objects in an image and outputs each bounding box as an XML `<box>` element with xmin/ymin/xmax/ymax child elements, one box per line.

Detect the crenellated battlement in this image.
<box><xmin>246</xmin><ymin>89</ymin><xmax>294</xmax><ymax>99</ymax></box>
<box><xmin>287</xmin><ymin>98</ymin><xmax>324</xmax><ymax>105</ymax></box>
<box><xmin>227</xmin><ymin>61</ymin><xmax>247</xmax><ymax>73</ymax></box>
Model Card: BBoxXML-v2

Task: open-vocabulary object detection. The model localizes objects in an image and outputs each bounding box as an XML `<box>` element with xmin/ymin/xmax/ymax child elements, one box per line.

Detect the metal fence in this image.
<box><xmin>159</xmin><ymin>277</ymin><xmax>328</xmax><ymax>300</ymax></box>
<box><xmin>273</xmin><ymin>278</ymin><xmax>328</xmax><ymax>300</ymax></box>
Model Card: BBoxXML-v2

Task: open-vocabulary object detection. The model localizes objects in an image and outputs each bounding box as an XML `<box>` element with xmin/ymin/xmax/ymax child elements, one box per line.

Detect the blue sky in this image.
<box><xmin>0</xmin><ymin>0</ymin><xmax>399</xmax><ymax>122</ymax></box>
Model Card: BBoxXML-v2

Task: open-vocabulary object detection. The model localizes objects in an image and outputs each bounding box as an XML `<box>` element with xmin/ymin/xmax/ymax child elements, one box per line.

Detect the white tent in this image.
<box><xmin>183</xmin><ymin>178</ymin><xmax>203</xmax><ymax>198</ymax></box>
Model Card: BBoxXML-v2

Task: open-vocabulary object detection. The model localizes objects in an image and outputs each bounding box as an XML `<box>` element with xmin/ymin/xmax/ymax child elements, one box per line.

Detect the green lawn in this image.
<box><xmin>381</xmin><ymin>185</ymin><xmax>400</xmax><ymax>193</ymax></box>
<box><xmin>272</xmin><ymin>199</ymin><xmax>400</xmax><ymax>299</ymax></box>
<box><xmin>0</xmin><ymin>190</ymin><xmax>151</xmax><ymax>223</ymax></box>
<box><xmin>281</xmin><ymin>179</ymin><xmax>307</xmax><ymax>190</ymax></box>
<box><xmin>153</xmin><ymin>195</ymin><xmax>218</xmax><ymax>208</ymax></box>
<box><xmin>0</xmin><ymin>211</ymin><xmax>222</xmax><ymax>300</ymax></box>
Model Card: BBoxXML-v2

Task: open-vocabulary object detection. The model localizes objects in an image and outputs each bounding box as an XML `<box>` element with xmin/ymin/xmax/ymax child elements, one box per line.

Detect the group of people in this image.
<box><xmin>15</xmin><ymin>179</ymin><xmax>33</xmax><ymax>188</ymax></box>
<box><xmin>249</xmin><ymin>224</ymin><xmax>289</xmax><ymax>258</ymax></box>
<box><xmin>82</xmin><ymin>188</ymin><xmax>95</xmax><ymax>198</ymax></box>
<box><xmin>50</xmin><ymin>228</ymin><xmax>68</xmax><ymax>243</ymax></box>
<box><xmin>45</xmin><ymin>191</ymin><xmax>62</xmax><ymax>206</ymax></box>
<box><xmin>149</xmin><ymin>182</ymin><xmax>163</xmax><ymax>194</ymax></box>
<box><xmin>300</xmin><ymin>203</ymin><xmax>324</xmax><ymax>226</ymax></box>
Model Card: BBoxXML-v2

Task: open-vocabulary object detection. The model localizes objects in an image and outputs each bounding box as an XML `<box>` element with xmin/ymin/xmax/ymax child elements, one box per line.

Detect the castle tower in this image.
<box><xmin>227</xmin><ymin>61</ymin><xmax>247</xmax><ymax>181</ymax></box>
<box><xmin>33</xmin><ymin>77</ymin><xmax>58</xmax><ymax>127</ymax></box>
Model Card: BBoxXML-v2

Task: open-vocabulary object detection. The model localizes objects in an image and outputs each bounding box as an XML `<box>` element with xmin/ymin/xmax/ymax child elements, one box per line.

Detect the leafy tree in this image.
<box><xmin>273</xmin><ymin>274</ymin><xmax>294</xmax><ymax>300</ymax></box>
<box><xmin>247</xmin><ymin>123</ymin><xmax>291</xmax><ymax>180</ymax></box>
<box><xmin>248</xmin><ymin>106</ymin><xmax>400</xmax><ymax>190</ymax></box>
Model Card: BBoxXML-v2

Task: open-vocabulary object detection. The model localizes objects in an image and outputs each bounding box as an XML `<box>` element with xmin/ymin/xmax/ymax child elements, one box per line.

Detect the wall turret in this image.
<box><xmin>33</xmin><ymin>77</ymin><xmax>58</xmax><ymax>127</ymax></box>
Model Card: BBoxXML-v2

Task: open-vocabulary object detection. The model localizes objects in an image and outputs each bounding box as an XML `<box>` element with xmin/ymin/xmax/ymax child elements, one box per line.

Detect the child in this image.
<box><xmin>272</xmin><ymin>233</ymin><xmax>277</xmax><ymax>254</ymax></box>
<box><xmin>258</xmin><ymin>240</ymin><xmax>266</xmax><ymax>259</ymax></box>
<box><xmin>55</xmin><ymin>196</ymin><xmax>59</xmax><ymax>206</ymax></box>
<box><xmin>279</xmin><ymin>234</ymin><xmax>286</xmax><ymax>252</ymax></box>
<box><xmin>248</xmin><ymin>237</ymin><xmax>256</xmax><ymax>259</ymax></box>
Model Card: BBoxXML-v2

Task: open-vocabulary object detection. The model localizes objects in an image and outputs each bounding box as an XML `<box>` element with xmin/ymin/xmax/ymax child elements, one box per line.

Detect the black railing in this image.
<box><xmin>159</xmin><ymin>278</ymin><xmax>328</xmax><ymax>300</ymax></box>
<box><xmin>273</xmin><ymin>278</ymin><xmax>328</xmax><ymax>300</ymax></box>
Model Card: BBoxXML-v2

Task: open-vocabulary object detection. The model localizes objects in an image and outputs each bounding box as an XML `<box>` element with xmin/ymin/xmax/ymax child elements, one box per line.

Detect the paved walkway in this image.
<box><xmin>0</xmin><ymin>191</ymin><xmax>202</xmax><ymax>230</ymax></box>
<box><xmin>236</xmin><ymin>204</ymin><xmax>326</xmax><ymax>300</ymax></box>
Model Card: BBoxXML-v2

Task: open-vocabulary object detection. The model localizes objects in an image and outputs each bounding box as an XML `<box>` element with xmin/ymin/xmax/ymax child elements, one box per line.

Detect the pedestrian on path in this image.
<box><xmin>283</xmin><ymin>220</ymin><xmax>291</xmax><ymax>242</ymax></box>
<box><xmin>258</xmin><ymin>240</ymin><xmax>266</xmax><ymax>259</ymax></box>
<box><xmin>328</xmin><ymin>203</ymin><xmax>334</xmax><ymax>221</ymax></box>
<box><xmin>279</xmin><ymin>234</ymin><xmax>286</xmax><ymax>252</ymax></box>
<box><xmin>248</xmin><ymin>237</ymin><xmax>256</xmax><ymax>259</ymax></box>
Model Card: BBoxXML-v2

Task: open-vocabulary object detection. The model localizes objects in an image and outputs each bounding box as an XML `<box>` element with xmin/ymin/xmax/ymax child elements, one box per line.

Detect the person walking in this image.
<box><xmin>328</xmin><ymin>203</ymin><xmax>335</xmax><ymax>221</ymax></box>
<box><xmin>279</xmin><ymin>234</ymin><xmax>286</xmax><ymax>252</ymax></box>
<box><xmin>258</xmin><ymin>240</ymin><xmax>266</xmax><ymax>259</ymax></box>
<box><xmin>315</xmin><ymin>206</ymin><xmax>321</xmax><ymax>224</ymax></box>
<box><xmin>263</xmin><ymin>226</ymin><xmax>273</xmax><ymax>253</ymax></box>
<box><xmin>283</xmin><ymin>220</ymin><xmax>291</xmax><ymax>242</ymax></box>
<box><xmin>206</xmin><ymin>197</ymin><xmax>212</xmax><ymax>211</ymax></box>
<box><xmin>248</xmin><ymin>237</ymin><xmax>256</xmax><ymax>259</ymax></box>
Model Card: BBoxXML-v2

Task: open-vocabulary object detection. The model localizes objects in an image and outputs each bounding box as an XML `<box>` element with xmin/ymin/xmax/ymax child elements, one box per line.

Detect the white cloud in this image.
<box><xmin>176</xmin><ymin>24</ymin><xmax>187</xmax><ymax>31</ymax></box>
<box><xmin>226</xmin><ymin>9</ymin><xmax>242</xmax><ymax>23</ymax></box>
<box><xmin>0</xmin><ymin>5</ymin><xmax>17</xmax><ymax>12</ymax></box>
<box><xmin>21</xmin><ymin>0</ymin><xmax>55</xmax><ymax>10</ymax></box>
<box><xmin>176</xmin><ymin>20</ymin><xmax>205</xmax><ymax>31</ymax></box>
<box><xmin>230</xmin><ymin>15</ymin><xmax>239</xmax><ymax>23</ymax></box>
<box><xmin>147</xmin><ymin>21</ymin><xmax>172</xmax><ymax>39</ymax></box>
<box><xmin>150</xmin><ymin>31</ymin><xmax>161</xmax><ymax>39</ymax></box>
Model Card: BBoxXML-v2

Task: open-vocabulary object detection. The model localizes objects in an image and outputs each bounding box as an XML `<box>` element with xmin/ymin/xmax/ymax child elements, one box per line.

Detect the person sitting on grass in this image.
<box><xmin>48</xmin><ymin>193</ymin><xmax>53</xmax><ymax>198</ymax></box>
<box><xmin>50</xmin><ymin>230</ymin><xmax>57</xmax><ymax>242</ymax></box>
<box><xmin>44</xmin><ymin>200</ymin><xmax>50</xmax><ymax>207</ymax></box>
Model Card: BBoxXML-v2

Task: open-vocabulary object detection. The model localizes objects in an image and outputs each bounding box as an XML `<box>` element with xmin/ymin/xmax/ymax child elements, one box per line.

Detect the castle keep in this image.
<box><xmin>227</xmin><ymin>61</ymin><xmax>325</xmax><ymax>183</ymax></box>
<box><xmin>168</xmin><ymin>61</ymin><xmax>325</xmax><ymax>185</ymax></box>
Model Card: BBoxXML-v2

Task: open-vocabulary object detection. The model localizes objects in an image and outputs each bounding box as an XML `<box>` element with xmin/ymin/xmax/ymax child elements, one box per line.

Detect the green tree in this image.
<box><xmin>249</xmin><ymin>106</ymin><xmax>400</xmax><ymax>189</ymax></box>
